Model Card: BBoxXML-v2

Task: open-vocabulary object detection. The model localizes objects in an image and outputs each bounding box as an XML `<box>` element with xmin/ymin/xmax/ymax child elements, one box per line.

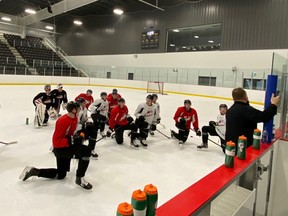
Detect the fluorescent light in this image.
<box><xmin>45</xmin><ymin>26</ymin><xmax>53</xmax><ymax>30</ymax></box>
<box><xmin>25</xmin><ymin>9</ymin><xmax>36</xmax><ymax>14</ymax></box>
<box><xmin>208</xmin><ymin>40</ymin><xmax>214</xmax><ymax>43</ymax></box>
<box><xmin>170</xmin><ymin>44</ymin><xmax>175</xmax><ymax>47</ymax></box>
<box><xmin>173</xmin><ymin>29</ymin><xmax>180</xmax><ymax>32</ymax></box>
<box><xmin>73</xmin><ymin>20</ymin><xmax>82</xmax><ymax>25</ymax></box>
<box><xmin>182</xmin><ymin>46</ymin><xmax>186</xmax><ymax>48</ymax></box>
<box><xmin>192</xmin><ymin>48</ymin><xmax>196</xmax><ymax>51</ymax></box>
<box><xmin>1</xmin><ymin>17</ymin><xmax>11</xmax><ymax>22</ymax></box>
<box><xmin>194</xmin><ymin>35</ymin><xmax>199</xmax><ymax>38</ymax></box>
<box><xmin>113</xmin><ymin>9</ymin><xmax>123</xmax><ymax>15</ymax></box>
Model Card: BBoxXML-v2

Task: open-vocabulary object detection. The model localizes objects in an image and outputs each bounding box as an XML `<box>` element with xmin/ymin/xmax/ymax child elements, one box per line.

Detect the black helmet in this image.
<box><xmin>77</xmin><ymin>97</ymin><xmax>86</xmax><ymax>104</ymax></box>
<box><xmin>184</xmin><ymin>99</ymin><xmax>191</xmax><ymax>105</ymax></box>
<box><xmin>118</xmin><ymin>98</ymin><xmax>125</xmax><ymax>103</ymax></box>
<box><xmin>100</xmin><ymin>92</ymin><xmax>107</xmax><ymax>97</ymax></box>
<box><xmin>112</xmin><ymin>89</ymin><xmax>118</xmax><ymax>95</ymax></box>
<box><xmin>44</xmin><ymin>84</ymin><xmax>51</xmax><ymax>91</ymax></box>
<box><xmin>152</xmin><ymin>94</ymin><xmax>158</xmax><ymax>99</ymax></box>
<box><xmin>146</xmin><ymin>94</ymin><xmax>154</xmax><ymax>100</ymax></box>
<box><xmin>219</xmin><ymin>104</ymin><xmax>228</xmax><ymax>109</ymax></box>
<box><xmin>66</xmin><ymin>101</ymin><xmax>80</xmax><ymax>112</ymax></box>
<box><xmin>86</xmin><ymin>89</ymin><xmax>92</xmax><ymax>94</ymax></box>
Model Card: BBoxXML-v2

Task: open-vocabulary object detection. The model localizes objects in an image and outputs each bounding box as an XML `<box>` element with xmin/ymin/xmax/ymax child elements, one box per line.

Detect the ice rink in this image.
<box><xmin>0</xmin><ymin>84</ymin><xmax>262</xmax><ymax>215</ymax></box>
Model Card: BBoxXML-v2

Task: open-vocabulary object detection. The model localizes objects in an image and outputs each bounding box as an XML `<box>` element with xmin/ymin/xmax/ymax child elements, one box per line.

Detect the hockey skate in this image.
<box><xmin>150</xmin><ymin>131</ymin><xmax>155</xmax><ymax>136</ymax></box>
<box><xmin>179</xmin><ymin>140</ymin><xmax>184</xmax><ymax>147</ymax></box>
<box><xmin>75</xmin><ymin>177</ymin><xmax>93</xmax><ymax>190</ymax></box>
<box><xmin>140</xmin><ymin>139</ymin><xmax>148</xmax><ymax>148</ymax></box>
<box><xmin>130</xmin><ymin>139</ymin><xmax>140</xmax><ymax>149</ymax></box>
<box><xmin>19</xmin><ymin>166</ymin><xmax>40</xmax><ymax>181</ymax></box>
<box><xmin>100</xmin><ymin>131</ymin><xmax>106</xmax><ymax>138</ymax></box>
<box><xmin>170</xmin><ymin>130</ymin><xmax>176</xmax><ymax>139</ymax></box>
<box><xmin>91</xmin><ymin>150</ymin><xmax>98</xmax><ymax>159</ymax></box>
<box><xmin>197</xmin><ymin>143</ymin><xmax>208</xmax><ymax>149</ymax></box>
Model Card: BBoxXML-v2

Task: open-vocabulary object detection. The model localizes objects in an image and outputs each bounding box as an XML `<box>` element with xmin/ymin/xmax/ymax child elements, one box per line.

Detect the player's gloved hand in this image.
<box><xmin>62</xmin><ymin>103</ymin><xmax>67</xmax><ymax>110</ymax></box>
<box><xmin>85</xmin><ymin>121</ymin><xmax>94</xmax><ymax>129</ymax></box>
<box><xmin>156</xmin><ymin>118</ymin><xmax>161</xmax><ymax>124</ymax></box>
<box><xmin>195</xmin><ymin>129</ymin><xmax>201</xmax><ymax>136</ymax></box>
<box><xmin>209</xmin><ymin>121</ymin><xmax>217</xmax><ymax>127</ymax></box>
<box><xmin>106</xmin><ymin>128</ymin><xmax>114</xmax><ymax>138</ymax></box>
<box><xmin>68</xmin><ymin>133</ymin><xmax>85</xmax><ymax>146</ymax></box>
<box><xmin>150</xmin><ymin>124</ymin><xmax>157</xmax><ymax>131</ymax></box>
<box><xmin>138</xmin><ymin>115</ymin><xmax>145</xmax><ymax>122</ymax></box>
<box><xmin>179</xmin><ymin>118</ymin><xmax>186</xmax><ymax>124</ymax></box>
<box><xmin>127</xmin><ymin>116</ymin><xmax>134</xmax><ymax>124</ymax></box>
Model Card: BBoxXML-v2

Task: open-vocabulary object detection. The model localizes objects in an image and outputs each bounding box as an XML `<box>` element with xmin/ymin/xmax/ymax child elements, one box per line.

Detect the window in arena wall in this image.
<box><xmin>128</xmin><ymin>73</ymin><xmax>134</xmax><ymax>80</ymax></box>
<box><xmin>198</xmin><ymin>76</ymin><xmax>216</xmax><ymax>86</ymax></box>
<box><xmin>106</xmin><ymin>72</ymin><xmax>111</xmax><ymax>79</ymax></box>
<box><xmin>166</xmin><ymin>23</ymin><xmax>221</xmax><ymax>52</ymax></box>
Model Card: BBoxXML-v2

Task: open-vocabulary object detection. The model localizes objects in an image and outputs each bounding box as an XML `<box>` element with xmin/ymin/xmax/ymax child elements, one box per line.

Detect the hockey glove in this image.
<box><xmin>106</xmin><ymin>128</ymin><xmax>114</xmax><ymax>138</ymax></box>
<box><xmin>68</xmin><ymin>133</ymin><xmax>85</xmax><ymax>146</ymax></box>
<box><xmin>209</xmin><ymin>121</ymin><xmax>217</xmax><ymax>127</ymax></box>
<box><xmin>150</xmin><ymin>124</ymin><xmax>157</xmax><ymax>131</ymax></box>
<box><xmin>195</xmin><ymin>129</ymin><xmax>201</xmax><ymax>137</ymax></box>
<box><xmin>138</xmin><ymin>115</ymin><xmax>145</xmax><ymax>122</ymax></box>
<box><xmin>156</xmin><ymin>118</ymin><xmax>161</xmax><ymax>124</ymax></box>
<box><xmin>85</xmin><ymin>121</ymin><xmax>94</xmax><ymax>129</ymax></box>
<box><xmin>127</xmin><ymin>116</ymin><xmax>134</xmax><ymax>124</ymax></box>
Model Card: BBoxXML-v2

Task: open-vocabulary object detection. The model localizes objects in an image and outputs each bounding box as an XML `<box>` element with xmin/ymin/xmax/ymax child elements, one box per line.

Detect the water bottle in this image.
<box><xmin>117</xmin><ymin>202</ymin><xmax>134</xmax><ymax>216</ymax></box>
<box><xmin>225</xmin><ymin>141</ymin><xmax>235</xmax><ymax>168</ymax></box>
<box><xmin>262</xmin><ymin>128</ymin><xmax>268</xmax><ymax>144</ymax></box>
<box><xmin>131</xmin><ymin>189</ymin><xmax>147</xmax><ymax>216</ymax></box>
<box><xmin>144</xmin><ymin>184</ymin><xmax>158</xmax><ymax>216</ymax></box>
<box><xmin>252</xmin><ymin>129</ymin><xmax>261</xmax><ymax>150</ymax></box>
<box><xmin>237</xmin><ymin>135</ymin><xmax>247</xmax><ymax>160</ymax></box>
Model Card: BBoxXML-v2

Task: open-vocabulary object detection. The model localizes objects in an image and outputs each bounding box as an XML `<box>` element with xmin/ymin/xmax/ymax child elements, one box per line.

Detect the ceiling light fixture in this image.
<box><xmin>208</xmin><ymin>40</ymin><xmax>214</xmax><ymax>43</ymax></box>
<box><xmin>194</xmin><ymin>35</ymin><xmax>199</xmax><ymax>38</ymax></box>
<box><xmin>1</xmin><ymin>17</ymin><xmax>11</xmax><ymax>22</ymax></box>
<box><xmin>73</xmin><ymin>20</ymin><xmax>83</xmax><ymax>25</ymax></box>
<box><xmin>170</xmin><ymin>44</ymin><xmax>175</xmax><ymax>47</ymax></box>
<box><xmin>182</xmin><ymin>46</ymin><xmax>186</xmax><ymax>48</ymax></box>
<box><xmin>173</xmin><ymin>29</ymin><xmax>180</xmax><ymax>32</ymax></box>
<box><xmin>113</xmin><ymin>8</ymin><xmax>124</xmax><ymax>15</ymax></box>
<box><xmin>25</xmin><ymin>9</ymin><xmax>36</xmax><ymax>14</ymax></box>
<box><xmin>45</xmin><ymin>26</ymin><xmax>53</xmax><ymax>30</ymax></box>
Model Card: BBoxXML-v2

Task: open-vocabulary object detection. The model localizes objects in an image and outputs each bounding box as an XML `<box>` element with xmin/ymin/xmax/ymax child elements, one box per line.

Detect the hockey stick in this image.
<box><xmin>159</xmin><ymin>123</ymin><xmax>166</xmax><ymax>129</ymax></box>
<box><xmin>0</xmin><ymin>141</ymin><xmax>18</xmax><ymax>145</ymax></box>
<box><xmin>208</xmin><ymin>138</ymin><xmax>223</xmax><ymax>148</ymax></box>
<box><xmin>156</xmin><ymin>129</ymin><xmax>171</xmax><ymax>139</ymax></box>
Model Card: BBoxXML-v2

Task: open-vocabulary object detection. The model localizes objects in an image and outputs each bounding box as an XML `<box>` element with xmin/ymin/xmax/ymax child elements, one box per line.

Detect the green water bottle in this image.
<box><xmin>117</xmin><ymin>202</ymin><xmax>134</xmax><ymax>216</ymax></box>
<box><xmin>252</xmin><ymin>129</ymin><xmax>261</xmax><ymax>150</ymax></box>
<box><xmin>131</xmin><ymin>189</ymin><xmax>147</xmax><ymax>216</ymax></box>
<box><xmin>225</xmin><ymin>141</ymin><xmax>235</xmax><ymax>168</ymax></box>
<box><xmin>144</xmin><ymin>184</ymin><xmax>158</xmax><ymax>216</ymax></box>
<box><xmin>237</xmin><ymin>135</ymin><xmax>247</xmax><ymax>160</ymax></box>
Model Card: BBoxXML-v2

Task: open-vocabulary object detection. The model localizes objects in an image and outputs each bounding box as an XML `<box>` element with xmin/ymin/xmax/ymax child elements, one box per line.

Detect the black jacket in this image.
<box><xmin>225</xmin><ymin>101</ymin><xmax>277</xmax><ymax>149</ymax></box>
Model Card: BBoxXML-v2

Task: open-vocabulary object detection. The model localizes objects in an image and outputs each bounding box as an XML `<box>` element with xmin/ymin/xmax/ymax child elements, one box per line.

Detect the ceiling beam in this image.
<box><xmin>21</xmin><ymin>0</ymin><xmax>99</xmax><ymax>26</ymax></box>
<box><xmin>138</xmin><ymin>0</ymin><xmax>165</xmax><ymax>11</ymax></box>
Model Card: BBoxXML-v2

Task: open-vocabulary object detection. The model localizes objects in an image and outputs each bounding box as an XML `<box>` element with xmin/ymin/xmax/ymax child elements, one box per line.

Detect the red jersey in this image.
<box><xmin>109</xmin><ymin>105</ymin><xmax>129</xmax><ymax>129</ymax></box>
<box><xmin>107</xmin><ymin>93</ymin><xmax>122</xmax><ymax>112</ymax></box>
<box><xmin>173</xmin><ymin>106</ymin><xmax>199</xmax><ymax>130</ymax></box>
<box><xmin>75</xmin><ymin>93</ymin><xmax>94</xmax><ymax>109</ymax></box>
<box><xmin>52</xmin><ymin>114</ymin><xmax>78</xmax><ymax>148</ymax></box>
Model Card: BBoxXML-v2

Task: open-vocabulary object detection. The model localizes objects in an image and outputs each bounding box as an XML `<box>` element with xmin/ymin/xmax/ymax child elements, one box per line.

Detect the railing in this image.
<box><xmin>43</xmin><ymin>37</ymin><xmax>89</xmax><ymax>77</ymax></box>
<box><xmin>0</xmin><ymin>65</ymin><xmax>30</xmax><ymax>75</ymax></box>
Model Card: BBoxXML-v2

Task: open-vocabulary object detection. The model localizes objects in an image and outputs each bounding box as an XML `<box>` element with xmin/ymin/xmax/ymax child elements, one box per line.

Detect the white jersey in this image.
<box><xmin>154</xmin><ymin>102</ymin><xmax>160</xmax><ymax>119</ymax></box>
<box><xmin>134</xmin><ymin>103</ymin><xmax>157</xmax><ymax>125</ymax></box>
<box><xmin>77</xmin><ymin>106</ymin><xmax>88</xmax><ymax>131</ymax></box>
<box><xmin>216</xmin><ymin>114</ymin><xmax>226</xmax><ymax>139</ymax></box>
<box><xmin>88</xmin><ymin>98</ymin><xmax>109</xmax><ymax>118</ymax></box>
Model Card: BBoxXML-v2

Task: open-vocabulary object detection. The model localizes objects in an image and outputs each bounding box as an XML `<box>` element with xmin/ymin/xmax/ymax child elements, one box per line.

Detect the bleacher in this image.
<box><xmin>0</xmin><ymin>41</ymin><xmax>30</xmax><ymax>75</ymax></box>
<box><xmin>3</xmin><ymin>34</ymin><xmax>81</xmax><ymax>77</ymax></box>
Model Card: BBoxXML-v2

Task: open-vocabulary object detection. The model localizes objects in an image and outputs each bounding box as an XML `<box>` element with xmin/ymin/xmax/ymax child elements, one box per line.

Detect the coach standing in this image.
<box><xmin>225</xmin><ymin>87</ymin><xmax>280</xmax><ymax>152</ymax></box>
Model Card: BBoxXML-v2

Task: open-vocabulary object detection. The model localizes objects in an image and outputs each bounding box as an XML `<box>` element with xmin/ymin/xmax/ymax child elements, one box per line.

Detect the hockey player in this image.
<box><xmin>150</xmin><ymin>94</ymin><xmax>161</xmax><ymax>135</ymax></box>
<box><xmin>75</xmin><ymin>89</ymin><xmax>94</xmax><ymax>109</ymax></box>
<box><xmin>19</xmin><ymin>101</ymin><xmax>93</xmax><ymax>190</ymax></box>
<box><xmin>76</xmin><ymin>97</ymin><xmax>98</xmax><ymax>159</ymax></box>
<box><xmin>33</xmin><ymin>84</ymin><xmax>55</xmax><ymax>126</ymax></box>
<box><xmin>197</xmin><ymin>104</ymin><xmax>227</xmax><ymax>151</ymax></box>
<box><xmin>107</xmin><ymin>89</ymin><xmax>122</xmax><ymax>114</ymax></box>
<box><xmin>134</xmin><ymin>95</ymin><xmax>157</xmax><ymax>148</ymax></box>
<box><xmin>51</xmin><ymin>83</ymin><xmax>68</xmax><ymax>116</ymax></box>
<box><xmin>106</xmin><ymin>98</ymin><xmax>138</xmax><ymax>147</ymax></box>
<box><xmin>88</xmin><ymin>92</ymin><xmax>109</xmax><ymax>138</ymax></box>
<box><xmin>171</xmin><ymin>99</ymin><xmax>201</xmax><ymax>145</ymax></box>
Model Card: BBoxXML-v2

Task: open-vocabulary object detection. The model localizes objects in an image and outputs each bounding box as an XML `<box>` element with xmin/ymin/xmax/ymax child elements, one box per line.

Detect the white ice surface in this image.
<box><xmin>0</xmin><ymin>85</ymin><xmax>262</xmax><ymax>215</ymax></box>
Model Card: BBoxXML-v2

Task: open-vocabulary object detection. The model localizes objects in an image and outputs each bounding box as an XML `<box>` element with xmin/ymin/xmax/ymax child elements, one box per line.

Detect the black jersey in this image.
<box><xmin>33</xmin><ymin>92</ymin><xmax>54</xmax><ymax>109</ymax></box>
<box><xmin>51</xmin><ymin>89</ymin><xmax>68</xmax><ymax>104</ymax></box>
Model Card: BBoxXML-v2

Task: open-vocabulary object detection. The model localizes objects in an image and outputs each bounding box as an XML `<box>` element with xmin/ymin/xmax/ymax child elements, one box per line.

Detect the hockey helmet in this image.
<box><xmin>112</xmin><ymin>89</ymin><xmax>118</xmax><ymax>95</ymax></box>
<box><xmin>118</xmin><ymin>98</ymin><xmax>125</xmax><ymax>103</ymax></box>
<box><xmin>184</xmin><ymin>99</ymin><xmax>192</xmax><ymax>105</ymax></box>
<box><xmin>66</xmin><ymin>101</ymin><xmax>80</xmax><ymax>112</ymax></box>
<box><xmin>219</xmin><ymin>104</ymin><xmax>228</xmax><ymax>109</ymax></box>
<box><xmin>152</xmin><ymin>94</ymin><xmax>158</xmax><ymax>99</ymax></box>
<box><xmin>44</xmin><ymin>84</ymin><xmax>51</xmax><ymax>91</ymax></box>
<box><xmin>86</xmin><ymin>89</ymin><xmax>93</xmax><ymax>94</ymax></box>
<box><xmin>100</xmin><ymin>92</ymin><xmax>107</xmax><ymax>97</ymax></box>
<box><xmin>77</xmin><ymin>97</ymin><xmax>86</xmax><ymax>104</ymax></box>
<box><xmin>57</xmin><ymin>83</ymin><xmax>63</xmax><ymax>89</ymax></box>
<box><xmin>146</xmin><ymin>94</ymin><xmax>154</xmax><ymax>100</ymax></box>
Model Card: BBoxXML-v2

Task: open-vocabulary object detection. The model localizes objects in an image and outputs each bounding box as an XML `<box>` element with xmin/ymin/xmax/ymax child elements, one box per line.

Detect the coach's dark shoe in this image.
<box><xmin>75</xmin><ymin>177</ymin><xmax>93</xmax><ymax>190</ymax></box>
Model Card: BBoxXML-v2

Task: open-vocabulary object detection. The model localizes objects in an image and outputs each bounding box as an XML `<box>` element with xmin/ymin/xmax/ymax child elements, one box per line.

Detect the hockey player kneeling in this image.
<box><xmin>19</xmin><ymin>101</ymin><xmax>93</xmax><ymax>190</ymax></box>
<box><xmin>171</xmin><ymin>99</ymin><xmax>201</xmax><ymax>146</ymax></box>
<box><xmin>107</xmin><ymin>98</ymin><xmax>138</xmax><ymax>147</ymax></box>
<box><xmin>134</xmin><ymin>95</ymin><xmax>157</xmax><ymax>148</ymax></box>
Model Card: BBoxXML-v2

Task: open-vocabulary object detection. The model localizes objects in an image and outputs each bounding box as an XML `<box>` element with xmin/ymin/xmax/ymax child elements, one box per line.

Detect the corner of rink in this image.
<box><xmin>0</xmin><ymin>81</ymin><xmax>264</xmax><ymax>215</ymax></box>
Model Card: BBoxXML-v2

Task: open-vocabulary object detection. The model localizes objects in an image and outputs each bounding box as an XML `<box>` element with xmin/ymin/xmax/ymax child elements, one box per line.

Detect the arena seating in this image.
<box><xmin>0</xmin><ymin>41</ymin><xmax>30</xmax><ymax>75</ymax></box>
<box><xmin>3</xmin><ymin>34</ymin><xmax>82</xmax><ymax>77</ymax></box>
